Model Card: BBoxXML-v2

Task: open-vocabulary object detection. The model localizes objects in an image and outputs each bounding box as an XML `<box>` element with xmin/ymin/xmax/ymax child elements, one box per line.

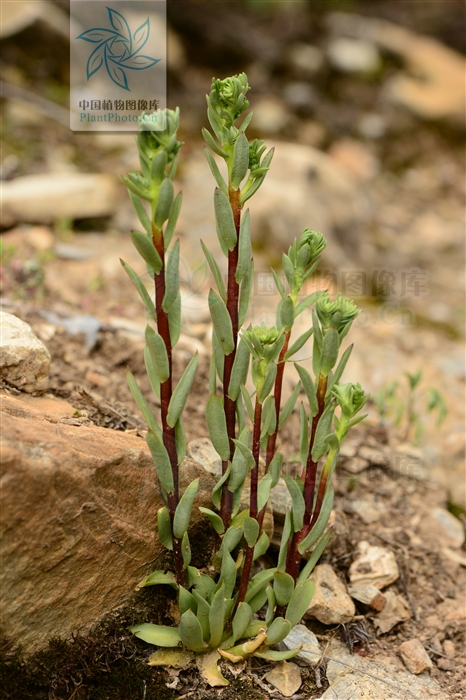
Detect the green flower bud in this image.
<box><xmin>241</xmin><ymin>323</ymin><xmax>284</xmax><ymax>364</ymax></box>
<box><xmin>209</xmin><ymin>73</ymin><xmax>250</xmax><ymax>127</ymax></box>
<box><xmin>316</xmin><ymin>293</ymin><xmax>360</xmax><ymax>337</ymax></box>
<box><xmin>137</xmin><ymin>108</ymin><xmax>184</xmax><ymax>168</ymax></box>
<box><xmin>333</xmin><ymin>382</ymin><xmax>368</xmax><ymax>417</ymax></box>
<box><xmin>299</xmin><ymin>229</ymin><xmax>326</xmax><ymax>261</ymax></box>
<box><xmin>248</xmin><ymin>139</ymin><xmax>267</xmax><ymax>173</ymax></box>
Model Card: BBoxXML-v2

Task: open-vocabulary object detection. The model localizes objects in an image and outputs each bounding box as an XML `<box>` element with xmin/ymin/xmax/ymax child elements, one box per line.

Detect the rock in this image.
<box><xmin>437</xmin><ymin>657</ymin><xmax>455</xmax><ymax>672</ymax></box>
<box><xmin>265</xmin><ymin>661</ymin><xmax>302</xmax><ymax>697</ymax></box>
<box><xmin>187</xmin><ymin>438</ymin><xmax>222</xmax><ymax>477</ymax></box>
<box><xmin>328</xmin><ymin>139</ymin><xmax>379</xmax><ymax>181</ymax></box>
<box><xmin>350</xmin><ymin>499</ymin><xmax>386</xmax><ymax>525</ymax></box>
<box><xmin>2</xmin><ymin>173</ymin><xmax>119</xmax><ymax>227</ymax></box>
<box><xmin>357</xmin><ymin>113</ymin><xmax>387</xmax><ymax>140</ymax></box>
<box><xmin>23</xmin><ymin>225</ymin><xmax>54</xmax><ymax>251</ymax></box>
<box><xmin>0</xmin><ymin>394</ymin><xmax>215</xmax><ymax>654</ymax></box>
<box><xmin>282</xmin><ymin>81</ymin><xmax>316</xmax><ymax>110</ymax></box>
<box><xmin>327</xmin><ymin>37</ymin><xmax>381</xmax><ymax>74</ymax></box>
<box><xmin>326</xmin><ymin>12</ymin><xmax>466</xmax><ymax>126</ymax></box>
<box><xmin>39</xmin><ymin>311</ymin><xmax>102</xmax><ymax>351</ymax></box>
<box><xmin>431</xmin><ymin>508</ymin><xmax>465</xmax><ymax>548</ymax></box>
<box><xmin>0</xmin><ymin>0</ymin><xmax>69</xmax><ymax>39</ymax></box>
<box><xmin>348</xmin><ymin>585</ymin><xmax>387</xmax><ymax>611</ymax></box>
<box><xmin>287</xmin><ymin>43</ymin><xmax>324</xmax><ymax>76</ymax></box>
<box><xmin>399</xmin><ymin>639</ymin><xmax>433</xmax><ymax>675</ymax></box>
<box><xmin>372</xmin><ymin>591</ymin><xmax>412</xmax><ymax>634</ymax></box>
<box><xmin>282</xmin><ymin>624</ymin><xmax>322</xmax><ymax>665</ymax></box>
<box><xmin>320</xmin><ymin>639</ymin><xmax>449</xmax><ymax>699</ymax></box>
<box><xmin>349</xmin><ymin>541</ymin><xmax>399</xmax><ymax>589</ymax></box>
<box><xmin>0</xmin><ymin>312</ymin><xmax>51</xmax><ymax>393</ymax></box>
<box><xmin>251</xmin><ymin>97</ymin><xmax>290</xmax><ymax>134</ymax></box>
<box><xmin>443</xmin><ymin>640</ymin><xmax>456</xmax><ymax>658</ymax></box>
<box><xmin>305</xmin><ymin>564</ymin><xmax>355</xmax><ymax>625</ymax></box>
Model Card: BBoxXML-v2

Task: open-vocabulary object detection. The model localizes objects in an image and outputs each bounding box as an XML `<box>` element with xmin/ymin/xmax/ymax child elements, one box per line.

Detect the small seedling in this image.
<box><xmin>121</xmin><ymin>74</ymin><xmax>368</xmax><ymax>684</ymax></box>
<box><xmin>374</xmin><ymin>369</ymin><xmax>446</xmax><ymax>445</ymax></box>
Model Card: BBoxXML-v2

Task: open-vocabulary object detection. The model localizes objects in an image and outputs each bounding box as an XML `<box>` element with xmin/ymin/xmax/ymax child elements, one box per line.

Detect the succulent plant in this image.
<box><xmin>121</xmin><ymin>74</ymin><xmax>368</xmax><ymax>685</ymax></box>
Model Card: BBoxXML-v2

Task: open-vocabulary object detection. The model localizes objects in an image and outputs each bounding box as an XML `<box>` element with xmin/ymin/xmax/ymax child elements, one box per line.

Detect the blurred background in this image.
<box><xmin>1</xmin><ymin>0</ymin><xmax>465</xmax><ymax>507</ymax></box>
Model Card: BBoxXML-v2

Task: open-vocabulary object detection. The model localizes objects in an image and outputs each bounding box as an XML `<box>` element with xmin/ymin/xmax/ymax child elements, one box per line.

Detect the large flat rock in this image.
<box><xmin>0</xmin><ymin>394</ymin><xmax>215</xmax><ymax>654</ymax></box>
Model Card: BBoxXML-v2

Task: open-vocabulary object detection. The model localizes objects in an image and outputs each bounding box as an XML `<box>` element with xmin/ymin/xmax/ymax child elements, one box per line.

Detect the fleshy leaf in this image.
<box><xmin>130</xmin><ymin>623</ymin><xmax>180</xmax><ymax>647</ymax></box>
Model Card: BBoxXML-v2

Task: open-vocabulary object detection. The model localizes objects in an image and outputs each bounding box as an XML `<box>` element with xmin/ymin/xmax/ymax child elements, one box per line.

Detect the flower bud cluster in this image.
<box><xmin>209</xmin><ymin>73</ymin><xmax>250</xmax><ymax>128</ymax></box>
<box><xmin>332</xmin><ymin>382</ymin><xmax>368</xmax><ymax>418</ymax></box>
<box><xmin>316</xmin><ymin>292</ymin><xmax>360</xmax><ymax>338</ymax></box>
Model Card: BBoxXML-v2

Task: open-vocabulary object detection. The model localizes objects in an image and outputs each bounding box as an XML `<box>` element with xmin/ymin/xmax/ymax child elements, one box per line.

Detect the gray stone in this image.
<box><xmin>348</xmin><ymin>585</ymin><xmax>387</xmax><ymax>611</ymax></box>
<box><xmin>327</xmin><ymin>38</ymin><xmax>381</xmax><ymax>74</ymax></box>
<box><xmin>432</xmin><ymin>508</ymin><xmax>465</xmax><ymax>548</ymax></box>
<box><xmin>265</xmin><ymin>661</ymin><xmax>302</xmax><ymax>697</ymax></box>
<box><xmin>2</xmin><ymin>173</ymin><xmax>119</xmax><ymax>227</ymax></box>
<box><xmin>1</xmin><ymin>394</ymin><xmax>215</xmax><ymax>654</ymax></box>
<box><xmin>0</xmin><ymin>312</ymin><xmax>51</xmax><ymax>393</ymax></box>
<box><xmin>349</xmin><ymin>541</ymin><xmax>399</xmax><ymax>589</ymax></box>
<box><xmin>305</xmin><ymin>564</ymin><xmax>355</xmax><ymax>625</ymax></box>
<box><xmin>187</xmin><ymin>437</ymin><xmax>222</xmax><ymax>477</ymax></box>
<box><xmin>319</xmin><ymin>639</ymin><xmax>449</xmax><ymax>699</ymax></box>
<box><xmin>282</xmin><ymin>624</ymin><xmax>322</xmax><ymax>665</ymax></box>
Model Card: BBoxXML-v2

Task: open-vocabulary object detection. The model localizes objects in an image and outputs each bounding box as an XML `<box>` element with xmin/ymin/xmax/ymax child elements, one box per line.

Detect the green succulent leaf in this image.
<box><xmin>173</xmin><ymin>480</ymin><xmax>199</xmax><ymax>539</ymax></box>
<box><xmin>168</xmin><ymin>291</ymin><xmax>182</xmax><ymax>347</ymax></box>
<box><xmin>265</xmin><ymin>617</ymin><xmax>292</xmax><ymax>646</ymax></box>
<box><xmin>179</xmin><ymin>609</ymin><xmax>206</xmax><ymax>652</ymax></box>
<box><xmin>285</xmin><ymin>327</ymin><xmax>314</xmax><ymax>360</ymax></box>
<box><xmin>129</xmin><ymin>192</ymin><xmax>151</xmax><ymax>234</ymax></box>
<box><xmin>209</xmin><ymin>583</ymin><xmax>227</xmax><ymax>648</ymax></box>
<box><xmin>187</xmin><ymin>567</ymin><xmax>216</xmax><ymax>599</ymax></box>
<box><xmin>219</xmin><ymin>549</ymin><xmax>237</xmax><ymax>599</ymax></box>
<box><xmin>157</xmin><ymin>506</ymin><xmax>173</xmax><ymax>550</ymax></box>
<box><xmin>120</xmin><ymin>259</ymin><xmax>156</xmax><ymax>321</ymax></box>
<box><xmin>271</xmin><ymin>268</ymin><xmax>286</xmax><ymax>299</ymax></box>
<box><xmin>278</xmin><ymin>382</ymin><xmax>301</xmax><ymax>429</ymax></box>
<box><xmin>236</xmin><ymin>209</ymin><xmax>252</xmax><ymax>283</ymax></box>
<box><xmin>279</xmin><ymin>296</ymin><xmax>295</xmax><ymax>332</ymax></box>
<box><xmin>285</xmin><ymin>579</ymin><xmax>315</xmax><ymax>627</ymax></box>
<box><xmin>163</xmin><ymin>239</ymin><xmax>180</xmax><ymax>312</ymax></box>
<box><xmin>240</xmin><ymin>384</ymin><xmax>254</xmax><ymax>422</ymax></box>
<box><xmin>243</xmin><ymin>516</ymin><xmax>259</xmax><ymax>547</ymax></box>
<box><xmin>320</xmin><ymin>328</ymin><xmax>340</xmax><ymax>377</ymax></box>
<box><xmin>311</xmin><ymin>404</ymin><xmax>335</xmax><ymax>462</ymax></box>
<box><xmin>167</xmin><ymin>353</ymin><xmax>199</xmax><ymax>428</ymax></box>
<box><xmin>297</xmin><ymin>531</ymin><xmax>331</xmax><ymax>585</ymax></box>
<box><xmin>164</xmin><ymin>191</ymin><xmax>182</xmax><ymax>250</ymax></box>
<box><xmin>238</xmin><ymin>261</ymin><xmax>254</xmax><ymax>327</ymax></box>
<box><xmin>144</xmin><ymin>344</ymin><xmax>161</xmax><ymax>398</ymax></box>
<box><xmin>294</xmin><ymin>290</ymin><xmax>321</xmax><ymax>318</ymax></box>
<box><xmin>268</xmin><ymin>452</ymin><xmax>283</xmax><ymax>488</ymax></box>
<box><xmin>277</xmin><ymin>510</ymin><xmax>292</xmax><ymax>571</ymax></box>
<box><xmin>202</xmin><ymin>126</ymin><xmax>228</xmax><ymax>158</ymax></box>
<box><xmin>298</xmin><ymin>487</ymin><xmax>334</xmax><ymax>554</ymax></box>
<box><xmin>199</xmin><ymin>506</ymin><xmax>225</xmax><ymax>535</ymax></box>
<box><xmin>283</xmin><ymin>474</ymin><xmax>305</xmax><ymax>533</ymax></box>
<box><xmin>146</xmin><ymin>430</ymin><xmax>174</xmax><ymax>493</ymax></box>
<box><xmin>145</xmin><ymin>326</ymin><xmax>169</xmax><ymax>383</ymax></box>
<box><xmin>228</xmin><ymin>340</ymin><xmax>251</xmax><ymax>402</ymax></box>
<box><xmin>181</xmin><ymin>531</ymin><xmax>192</xmax><ymax>569</ymax></box>
<box><xmin>230</xmin><ymin>132</ymin><xmax>250</xmax><ymax>189</ymax></box>
<box><xmin>138</xmin><ymin>570</ymin><xmax>177</xmax><ymax>589</ymax></box>
<box><xmin>327</xmin><ymin>343</ymin><xmax>353</xmax><ymax>391</ymax></box>
<box><xmin>209</xmin><ymin>289</ymin><xmax>235</xmax><ymax>355</ymax></box>
<box><xmin>154</xmin><ymin>177</ymin><xmax>174</xmax><ymax>229</ymax></box>
<box><xmin>295</xmin><ymin>364</ymin><xmax>319</xmax><ymax>416</ymax></box>
<box><xmin>191</xmin><ymin>590</ymin><xmax>211</xmax><ymax>641</ymax></box>
<box><xmin>273</xmin><ymin>571</ymin><xmax>295</xmax><ymax>607</ymax></box>
<box><xmin>214</xmin><ymin>187</ymin><xmax>237</xmax><ymax>252</ymax></box>
<box><xmin>212</xmin><ymin>463</ymin><xmax>231</xmax><ymax>510</ymax></box>
<box><xmin>150</xmin><ymin>150</ymin><xmax>168</xmax><ymax>186</ymax></box>
<box><xmin>221</xmin><ymin>525</ymin><xmax>243</xmax><ymax>553</ymax></box>
<box><xmin>257</xmin><ymin>473</ymin><xmax>273</xmax><ymax>512</ymax></box>
<box><xmin>254</xmin><ymin>647</ymin><xmax>301</xmax><ymax>661</ymax></box>
<box><xmin>253</xmin><ymin>531</ymin><xmax>270</xmax><ymax>561</ymax></box>
<box><xmin>204</xmin><ymin>148</ymin><xmax>229</xmax><ymax>197</ymax></box>
<box><xmin>179</xmin><ymin>586</ymin><xmax>197</xmax><ymax>615</ymax></box>
<box><xmin>126</xmin><ymin>370</ymin><xmax>161</xmax><ymax>438</ymax></box>
<box><xmin>299</xmin><ymin>403</ymin><xmax>309</xmax><ymax>467</ymax></box>
<box><xmin>206</xmin><ymin>393</ymin><xmax>230</xmax><ymax>461</ymax></box>
<box><xmin>175</xmin><ymin>417</ymin><xmax>186</xmax><ymax>463</ymax></box>
<box><xmin>245</xmin><ymin>568</ymin><xmax>276</xmax><ymax>604</ymax></box>
<box><xmin>259</xmin><ymin>362</ymin><xmax>277</xmax><ymax>403</ymax></box>
<box><xmin>232</xmin><ymin>602</ymin><xmax>253</xmax><ymax>643</ymax></box>
<box><xmin>201</xmin><ymin>240</ymin><xmax>227</xmax><ymax>301</ymax></box>
<box><xmin>130</xmin><ymin>623</ymin><xmax>181</xmax><ymax>647</ymax></box>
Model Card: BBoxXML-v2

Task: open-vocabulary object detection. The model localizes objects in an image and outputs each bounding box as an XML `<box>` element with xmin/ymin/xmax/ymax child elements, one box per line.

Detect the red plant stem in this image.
<box><xmin>153</xmin><ymin>224</ymin><xmax>186</xmax><ymax>587</ymax></box>
<box><xmin>219</xmin><ymin>187</ymin><xmax>241</xmax><ymax>527</ymax></box>
<box><xmin>280</xmin><ymin>374</ymin><xmax>328</xmax><ymax>590</ymax></box>
<box><xmin>234</xmin><ymin>397</ymin><xmax>263</xmax><ymax>610</ymax></box>
<box><xmin>255</xmin><ymin>330</ymin><xmax>291</xmax><ymax>533</ymax></box>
